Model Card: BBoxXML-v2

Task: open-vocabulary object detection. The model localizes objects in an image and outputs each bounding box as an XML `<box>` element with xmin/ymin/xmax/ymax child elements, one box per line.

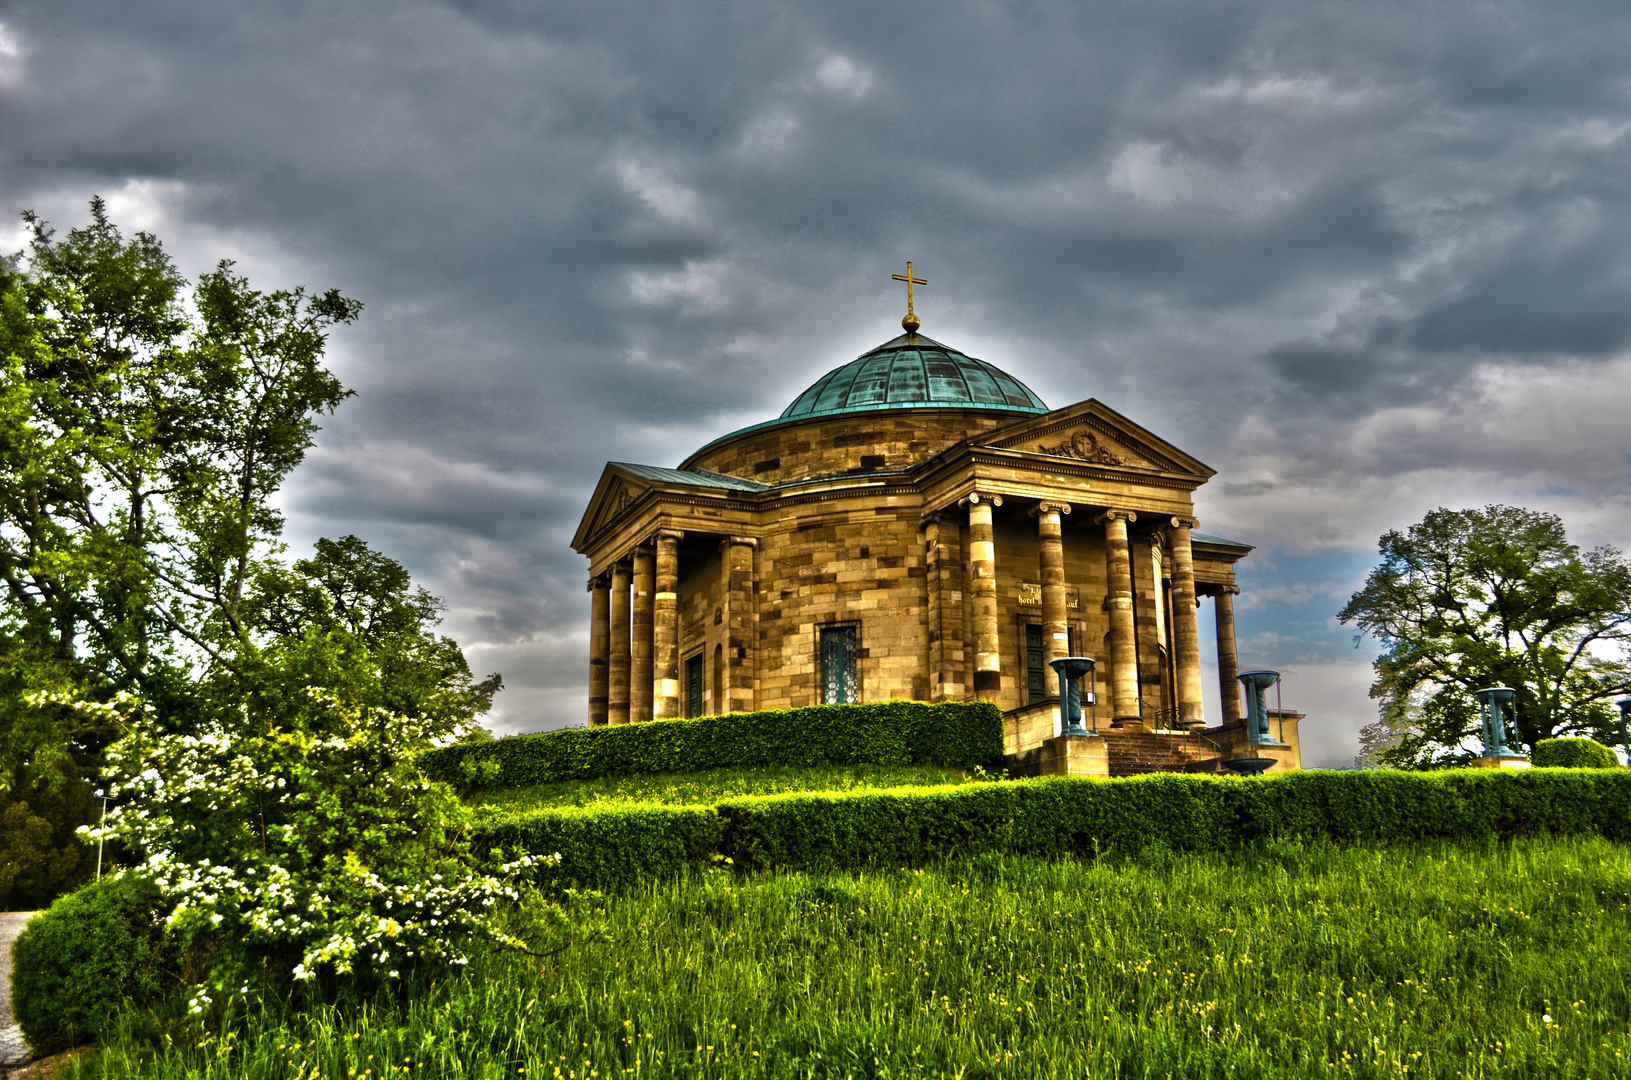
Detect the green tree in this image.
<box><xmin>0</xmin><ymin>762</ymin><xmax>97</xmax><ymax>908</ymax></box>
<box><xmin>231</xmin><ymin>534</ymin><xmax>500</xmax><ymax>737</ymax></box>
<box><xmin>0</xmin><ymin>200</ymin><xmax>495</xmax><ymax>788</ymax></box>
<box><xmin>1339</xmin><ymin>505</ymin><xmax>1631</xmax><ymax>768</ymax></box>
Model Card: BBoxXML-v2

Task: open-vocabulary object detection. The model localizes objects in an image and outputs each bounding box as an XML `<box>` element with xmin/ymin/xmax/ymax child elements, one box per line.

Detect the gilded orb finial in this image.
<box><xmin>892</xmin><ymin>261</ymin><xmax>927</xmax><ymax>337</ymax></box>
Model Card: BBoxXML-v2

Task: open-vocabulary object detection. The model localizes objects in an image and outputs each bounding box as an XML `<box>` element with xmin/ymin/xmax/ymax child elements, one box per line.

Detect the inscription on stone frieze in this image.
<box><xmin>1018</xmin><ymin>582</ymin><xmax>1080</xmax><ymax>608</ymax></box>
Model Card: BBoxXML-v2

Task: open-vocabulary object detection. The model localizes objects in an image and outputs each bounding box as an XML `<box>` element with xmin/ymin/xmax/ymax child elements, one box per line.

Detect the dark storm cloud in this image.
<box><xmin>4</xmin><ymin>0</ymin><xmax>1631</xmax><ymax>748</ymax></box>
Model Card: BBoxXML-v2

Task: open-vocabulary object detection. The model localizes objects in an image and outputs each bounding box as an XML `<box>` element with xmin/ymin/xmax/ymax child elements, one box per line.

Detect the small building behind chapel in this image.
<box><xmin>572</xmin><ymin>287</ymin><xmax>1300</xmax><ymax>775</ymax></box>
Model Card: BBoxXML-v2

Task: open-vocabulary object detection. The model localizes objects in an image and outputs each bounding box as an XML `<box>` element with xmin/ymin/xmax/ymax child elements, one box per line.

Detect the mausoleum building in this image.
<box><xmin>573</xmin><ymin>278</ymin><xmax>1300</xmax><ymax>774</ymax></box>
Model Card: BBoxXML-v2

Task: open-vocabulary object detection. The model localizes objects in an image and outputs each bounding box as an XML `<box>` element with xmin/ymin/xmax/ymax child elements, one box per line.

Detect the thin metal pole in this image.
<box><xmin>1618</xmin><ymin>699</ymin><xmax>1631</xmax><ymax>766</ymax></box>
<box><xmin>1276</xmin><ymin>679</ymin><xmax>1284</xmax><ymax>744</ymax></box>
<box><xmin>94</xmin><ymin>791</ymin><xmax>107</xmax><ymax>880</ymax></box>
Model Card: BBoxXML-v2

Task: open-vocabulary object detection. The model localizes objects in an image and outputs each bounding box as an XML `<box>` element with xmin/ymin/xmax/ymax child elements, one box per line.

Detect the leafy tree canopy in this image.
<box><xmin>0</xmin><ymin>199</ymin><xmax>497</xmax><ymax>787</ymax></box>
<box><xmin>1339</xmin><ymin>505</ymin><xmax>1631</xmax><ymax>769</ymax></box>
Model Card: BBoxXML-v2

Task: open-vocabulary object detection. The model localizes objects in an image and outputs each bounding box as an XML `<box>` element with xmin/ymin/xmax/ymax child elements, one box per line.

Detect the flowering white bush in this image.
<box><xmin>48</xmin><ymin>689</ymin><xmax>555</xmax><ymax>1005</ymax></box>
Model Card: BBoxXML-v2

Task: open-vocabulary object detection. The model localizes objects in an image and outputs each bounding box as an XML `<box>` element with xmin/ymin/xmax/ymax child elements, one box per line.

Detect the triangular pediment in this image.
<box><xmin>976</xmin><ymin>400</ymin><xmax>1214</xmax><ymax>477</ymax></box>
<box><xmin>571</xmin><ymin>467</ymin><xmax>649</xmax><ymax>552</ymax></box>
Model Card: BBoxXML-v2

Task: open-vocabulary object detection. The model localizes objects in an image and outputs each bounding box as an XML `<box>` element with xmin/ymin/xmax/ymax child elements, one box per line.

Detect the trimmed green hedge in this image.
<box><xmin>473</xmin><ymin>803</ymin><xmax>723</xmax><ymax>889</ymax></box>
<box><xmin>1533</xmin><ymin>737</ymin><xmax>1621</xmax><ymax>769</ymax></box>
<box><xmin>424</xmin><ymin>700</ymin><xmax>1004</xmax><ymax>790</ymax></box>
<box><xmin>475</xmin><ymin>769</ymin><xmax>1631</xmax><ymax>889</ymax></box>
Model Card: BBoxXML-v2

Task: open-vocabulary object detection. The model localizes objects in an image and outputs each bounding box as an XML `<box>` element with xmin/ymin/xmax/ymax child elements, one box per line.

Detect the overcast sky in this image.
<box><xmin>4</xmin><ymin>0</ymin><xmax>1630</xmax><ymax>766</ymax></box>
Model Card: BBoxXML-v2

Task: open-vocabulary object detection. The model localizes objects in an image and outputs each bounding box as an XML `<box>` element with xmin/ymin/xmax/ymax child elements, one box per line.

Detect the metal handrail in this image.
<box><xmin>1187</xmin><ymin>726</ymin><xmax>1224</xmax><ymax>764</ymax></box>
<box><xmin>1136</xmin><ymin>697</ymin><xmax>1224</xmax><ymax>766</ymax></box>
<box><xmin>1137</xmin><ymin>697</ymin><xmax>1184</xmax><ymax>730</ymax></box>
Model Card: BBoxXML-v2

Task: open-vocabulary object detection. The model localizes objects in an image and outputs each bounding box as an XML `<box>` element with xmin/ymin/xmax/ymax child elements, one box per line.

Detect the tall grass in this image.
<box><xmin>468</xmin><ymin>763</ymin><xmax>981</xmax><ymax>811</ymax></box>
<box><xmin>82</xmin><ymin>837</ymin><xmax>1631</xmax><ymax>1078</ymax></box>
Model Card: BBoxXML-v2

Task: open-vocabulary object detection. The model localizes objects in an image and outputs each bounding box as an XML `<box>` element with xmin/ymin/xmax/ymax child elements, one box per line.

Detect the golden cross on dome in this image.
<box><xmin>892</xmin><ymin>261</ymin><xmax>927</xmax><ymax>335</ymax></box>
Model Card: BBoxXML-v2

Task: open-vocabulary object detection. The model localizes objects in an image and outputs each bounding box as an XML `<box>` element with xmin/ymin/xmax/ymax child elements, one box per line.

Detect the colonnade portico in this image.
<box><xmin>933</xmin><ymin>493</ymin><xmax>1235</xmax><ymax>732</ymax></box>
<box><xmin>587</xmin><ymin>496</ymin><xmax>1248</xmax><ymax>731</ymax></box>
<box><xmin>587</xmin><ymin>528</ymin><xmax>763</xmax><ymax>725</ymax></box>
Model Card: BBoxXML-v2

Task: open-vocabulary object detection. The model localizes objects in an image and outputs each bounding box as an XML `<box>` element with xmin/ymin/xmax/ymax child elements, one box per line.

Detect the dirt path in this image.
<box><xmin>0</xmin><ymin>912</ymin><xmax>39</xmax><ymax>1065</ymax></box>
<box><xmin>0</xmin><ymin>913</ymin><xmax>36</xmax><ymax>1030</ymax></box>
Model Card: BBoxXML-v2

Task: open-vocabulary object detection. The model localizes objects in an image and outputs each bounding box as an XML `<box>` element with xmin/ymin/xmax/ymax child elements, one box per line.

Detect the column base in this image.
<box><xmin>1109</xmin><ymin>716</ymin><xmax>1145</xmax><ymax>733</ymax></box>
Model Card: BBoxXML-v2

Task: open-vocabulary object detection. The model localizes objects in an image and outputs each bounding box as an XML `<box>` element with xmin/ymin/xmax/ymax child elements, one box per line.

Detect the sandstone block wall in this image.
<box><xmin>683</xmin><ymin>411</ymin><xmax>1018</xmax><ymax>486</ymax></box>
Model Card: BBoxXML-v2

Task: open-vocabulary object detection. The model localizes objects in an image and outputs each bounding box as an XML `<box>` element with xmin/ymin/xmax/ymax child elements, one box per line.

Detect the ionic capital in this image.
<box><xmin>653</xmin><ymin>528</ymin><xmax>685</xmax><ymax>543</ymax></box>
<box><xmin>1169</xmin><ymin>515</ymin><xmax>1199</xmax><ymax>531</ymax></box>
<box><xmin>1095</xmin><ymin>509</ymin><xmax>1137</xmax><ymax>526</ymax></box>
<box><xmin>1030</xmin><ymin>500</ymin><xmax>1072</xmax><ymax>517</ymax></box>
<box><xmin>720</xmin><ymin>535</ymin><xmax>758</xmax><ymax>550</ymax></box>
<box><xmin>958</xmin><ymin>492</ymin><xmax>1004</xmax><ymax>509</ymax></box>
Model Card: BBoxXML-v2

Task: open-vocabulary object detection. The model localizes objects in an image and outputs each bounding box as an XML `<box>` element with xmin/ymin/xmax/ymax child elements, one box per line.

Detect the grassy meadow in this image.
<box><xmin>78</xmin><ymin>835</ymin><xmax>1631</xmax><ymax>1079</ymax></box>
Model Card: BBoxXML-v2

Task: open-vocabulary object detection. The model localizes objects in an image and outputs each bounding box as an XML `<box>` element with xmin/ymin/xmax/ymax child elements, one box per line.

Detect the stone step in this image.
<box><xmin>1099</xmin><ymin>730</ymin><xmax>1216</xmax><ymax>777</ymax></box>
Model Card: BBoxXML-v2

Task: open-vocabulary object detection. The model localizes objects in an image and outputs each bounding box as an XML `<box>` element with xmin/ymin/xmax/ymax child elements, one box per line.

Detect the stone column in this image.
<box><xmin>924</xmin><ymin>513</ymin><xmax>966</xmax><ymax>700</ymax></box>
<box><xmin>720</xmin><ymin>536</ymin><xmax>757</xmax><ymax>714</ymax></box>
<box><xmin>1168</xmin><ymin>518</ymin><xmax>1205</xmax><ymax>729</ymax></box>
<box><xmin>1099</xmin><ymin>509</ymin><xmax>1141</xmax><ymax>728</ymax></box>
<box><xmin>1035</xmin><ymin>501</ymin><xmax>1072</xmax><ymax>674</ymax></box>
<box><xmin>653</xmin><ymin>529</ymin><xmax>684</xmax><ymax>720</ymax></box>
<box><xmin>1215</xmin><ymin>586</ymin><xmax>1242</xmax><ymax>724</ymax></box>
<box><xmin>609</xmin><ymin>561</ymin><xmax>632</xmax><ymax>725</ymax></box>
<box><xmin>963</xmin><ymin>493</ymin><xmax>1003</xmax><ymax>699</ymax></box>
<box><xmin>631</xmin><ymin>546</ymin><xmax>655</xmax><ymax>722</ymax></box>
<box><xmin>588</xmin><ymin>574</ymin><xmax>610</xmax><ymax>726</ymax></box>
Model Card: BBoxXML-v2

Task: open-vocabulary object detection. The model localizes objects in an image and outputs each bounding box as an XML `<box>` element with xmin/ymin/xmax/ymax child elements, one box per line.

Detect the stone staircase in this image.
<box><xmin>1100</xmin><ymin>729</ymin><xmax>1224</xmax><ymax>778</ymax></box>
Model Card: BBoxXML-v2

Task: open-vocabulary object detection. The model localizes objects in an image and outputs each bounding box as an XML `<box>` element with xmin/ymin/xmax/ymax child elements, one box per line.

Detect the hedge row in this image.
<box><xmin>424</xmin><ymin>700</ymin><xmax>1005</xmax><ymax>789</ymax></box>
<box><xmin>1533</xmin><ymin>737</ymin><xmax>1622</xmax><ymax>769</ymax></box>
<box><xmin>473</xmin><ymin>803</ymin><xmax>724</xmax><ymax>887</ymax></box>
<box><xmin>475</xmin><ymin>768</ymin><xmax>1631</xmax><ymax>890</ymax></box>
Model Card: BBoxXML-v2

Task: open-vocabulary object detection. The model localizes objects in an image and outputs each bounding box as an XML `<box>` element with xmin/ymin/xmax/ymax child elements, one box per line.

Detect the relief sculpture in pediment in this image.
<box><xmin>1037</xmin><ymin>429</ymin><xmax>1126</xmax><ymax>465</ymax></box>
<box><xmin>589</xmin><ymin>482</ymin><xmax>636</xmax><ymax>537</ymax></box>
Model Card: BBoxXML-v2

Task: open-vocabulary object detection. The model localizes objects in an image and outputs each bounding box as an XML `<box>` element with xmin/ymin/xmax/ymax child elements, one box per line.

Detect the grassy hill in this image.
<box><xmin>64</xmin><ymin>709</ymin><xmax>1631</xmax><ymax>1077</ymax></box>
<box><xmin>85</xmin><ymin>834</ymin><xmax>1631</xmax><ymax>1078</ymax></box>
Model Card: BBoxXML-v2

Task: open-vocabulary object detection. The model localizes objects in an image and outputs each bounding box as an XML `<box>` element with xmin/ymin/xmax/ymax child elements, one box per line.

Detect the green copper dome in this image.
<box><xmin>779</xmin><ymin>334</ymin><xmax>1049</xmax><ymax>419</ymax></box>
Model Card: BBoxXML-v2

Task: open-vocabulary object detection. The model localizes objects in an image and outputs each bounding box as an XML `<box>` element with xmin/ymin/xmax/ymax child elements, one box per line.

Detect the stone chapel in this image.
<box><xmin>572</xmin><ymin>271</ymin><xmax>1302</xmax><ymax>775</ymax></box>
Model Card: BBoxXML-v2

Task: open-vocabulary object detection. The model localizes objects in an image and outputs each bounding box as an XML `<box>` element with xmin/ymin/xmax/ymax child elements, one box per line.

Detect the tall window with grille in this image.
<box><xmin>820</xmin><ymin>626</ymin><xmax>858</xmax><ymax>705</ymax></box>
<box><xmin>685</xmin><ymin>654</ymin><xmax>704</xmax><ymax>717</ymax></box>
<box><xmin>1026</xmin><ymin>624</ymin><xmax>1077</xmax><ymax>702</ymax></box>
<box><xmin>1025</xmin><ymin>624</ymin><xmax>1047</xmax><ymax>701</ymax></box>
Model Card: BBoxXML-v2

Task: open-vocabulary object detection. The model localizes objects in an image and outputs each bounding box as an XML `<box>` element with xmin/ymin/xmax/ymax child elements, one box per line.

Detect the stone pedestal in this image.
<box><xmin>1211</xmin><ymin>718</ymin><xmax>1301</xmax><ymax>773</ymax></box>
<box><xmin>1470</xmin><ymin>754</ymin><xmax>1532</xmax><ymax>770</ymax></box>
<box><xmin>1041</xmin><ymin>732</ymin><xmax>1109</xmax><ymax>778</ymax></box>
